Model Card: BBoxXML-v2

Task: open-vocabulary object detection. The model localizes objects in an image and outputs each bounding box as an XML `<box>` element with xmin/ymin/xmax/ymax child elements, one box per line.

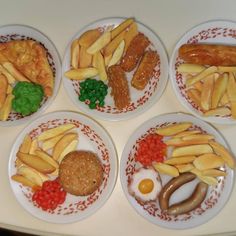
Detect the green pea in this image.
<box><xmin>89</xmin><ymin>102</ymin><xmax>96</xmax><ymax>109</ymax></box>
<box><xmin>99</xmin><ymin>100</ymin><xmax>105</xmax><ymax>107</ymax></box>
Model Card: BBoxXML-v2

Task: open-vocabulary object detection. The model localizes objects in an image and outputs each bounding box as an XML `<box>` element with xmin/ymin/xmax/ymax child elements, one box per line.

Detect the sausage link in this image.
<box><xmin>166</xmin><ymin>181</ymin><xmax>208</xmax><ymax>215</ymax></box>
<box><xmin>159</xmin><ymin>172</ymin><xmax>196</xmax><ymax>211</ymax></box>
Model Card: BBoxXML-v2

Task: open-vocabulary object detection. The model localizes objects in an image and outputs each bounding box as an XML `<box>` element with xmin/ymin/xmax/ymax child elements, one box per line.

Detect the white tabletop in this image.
<box><xmin>1</xmin><ymin>0</ymin><xmax>236</xmax><ymax>235</ymax></box>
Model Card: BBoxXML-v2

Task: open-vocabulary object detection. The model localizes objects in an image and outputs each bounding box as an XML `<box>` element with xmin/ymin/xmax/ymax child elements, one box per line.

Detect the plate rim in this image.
<box><xmin>8</xmin><ymin>110</ymin><xmax>118</xmax><ymax>223</ymax></box>
<box><xmin>169</xmin><ymin>19</ymin><xmax>236</xmax><ymax>125</ymax></box>
<box><xmin>0</xmin><ymin>23</ymin><xmax>62</xmax><ymax>127</ymax></box>
<box><xmin>120</xmin><ymin>112</ymin><xmax>235</xmax><ymax>229</ymax></box>
<box><xmin>62</xmin><ymin>16</ymin><xmax>169</xmax><ymax>121</ymax></box>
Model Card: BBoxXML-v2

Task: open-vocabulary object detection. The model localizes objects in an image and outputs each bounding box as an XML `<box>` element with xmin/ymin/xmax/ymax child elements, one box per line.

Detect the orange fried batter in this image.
<box><xmin>0</xmin><ymin>40</ymin><xmax>54</xmax><ymax>96</ymax></box>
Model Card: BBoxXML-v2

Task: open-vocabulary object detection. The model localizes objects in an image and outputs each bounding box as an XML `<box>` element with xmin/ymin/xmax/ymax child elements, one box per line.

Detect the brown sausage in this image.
<box><xmin>166</xmin><ymin>182</ymin><xmax>208</xmax><ymax>215</ymax></box>
<box><xmin>159</xmin><ymin>172</ymin><xmax>196</xmax><ymax>211</ymax></box>
<box><xmin>120</xmin><ymin>33</ymin><xmax>150</xmax><ymax>72</ymax></box>
<box><xmin>131</xmin><ymin>50</ymin><xmax>159</xmax><ymax>90</ymax></box>
<box><xmin>178</xmin><ymin>44</ymin><xmax>236</xmax><ymax>66</ymax></box>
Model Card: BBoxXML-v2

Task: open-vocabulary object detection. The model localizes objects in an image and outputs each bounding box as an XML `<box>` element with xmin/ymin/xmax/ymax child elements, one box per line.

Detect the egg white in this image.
<box><xmin>129</xmin><ymin>168</ymin><xmax>162</xmax><ymax>202</ymax></box>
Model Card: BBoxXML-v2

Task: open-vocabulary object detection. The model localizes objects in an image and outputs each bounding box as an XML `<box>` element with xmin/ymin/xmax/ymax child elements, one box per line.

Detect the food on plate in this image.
<box><xmin>159</xmin><ymin>172</ymin><xmax>196</xmax><ymax>211</ymax></box>
<box><xmin>164</xmin><ymin>156</ymin><xmax>196</xmax><ymax>165</ymax></box>
<box><xmin>108</xmin><ymin>40</ymin><xmax>125</xmax><ymax>67</ymax></box>
<box><xmin>166</xmin><ymin>181</ymin><xmax>208</xmax><ymax>216</ymax></box>
<box><xmin>177</xmin><ymin>43</ymin><xmax>236</xmax><ymax>119</ymax></box>
<box><xmin>79</xmin><ymin>78</ymin><xmax>108</xmax><ymax>109</ymax></box>
<box><xmin>93</xmin><ymin>51</ymin><xmax>107</xmax><ymax>81</ymax></box>
<box><xmin>79</xmin><ymin>46</ymin><xmax>92</xmax><ymax>68</ymax></box>
<box><xmin>175</xmin><ymin>163</ymin><xmax>194</xmax><ymax>173</ymax></box>
<box><xmin>201</xmin><ymin>169</ymin><xmax>226</xmax><ymax>177</ymax></box>
<box><xmin>35</xmin><ymin>149</ymin><xmax>59</xmax><ymax>170</ymax></box>
<box><xmin>153</xmin><ymin>162</ymin><xmax>179</xmax><ymax>177</ymax></box>
<box><xmin>59</xmin><ymin>150</ymin><xmax>103</xmax><ymax>196</ymax></box>
<box><xmin>70</xmin><ymin>39</ymin><xmax>80</xmax><ymax>69</ymax></box>
<box><xmin>32</xmin><ymin>179</ymin><xmax>67</xmax><ymax>211</ymax></box>
<box><xmin>131</xmin><ymin>50</ymin><xmax>159</xmax><ymax>90</ymax></box>
<box><xmin>19</xmin><ymin>134</ymin><xmax>32</xmax><ymax>154</ymax></box>
<box><xmin>123</xmin><ymin>22</ymin><xmax>138</xmax><ymax>52</ymax></box>
<box><xmin>0</xmin><ymin>40</ymin><xmax>54</xmax><ymax>96</ymax></box>
<box><xmin>111</xmin><ymin>18</ymin><xmax>134</xmax><ymax>39</ymax></box>
<box><xmin>156</xmin><ymin>122</ymin><xmax>192</xmax><ymax>136</ymax></box>
<box><xmin>108</xmin><ymin>65</ymin><xmax>130</xmax><ymax>109</ymax></box>
<box><xmin>0</xmin><ymin>93</ymin><xmax>14</xmax><ymax>121</ymax></box>
<box><xmin>64</xmin><ymin>67</ymin><xmax>98</xmax><ymax>80</ymax></box>
<box><xmin>11</xmin><ymin>174</ymin><xmax>39</xmax><ymax>190</ymax></box>
<box><xmin>0</xmin><ymin>64</ymin><xmax>15</xmax><ymax>84</ymax></box>
<box><xmin>41</xmin><ymin>133</ymin><xmax>64</xmax><ymax>151</ymax></box>
<box><xmin>78</xmin><ymin>29</ymin><xmax>102</xmax><ymax>48</ymax></box>
<box><xmin>128</xmin><ymin>167</ymin><xmax>162</xmax><ymax>202</ymax></box>
<box><xmin>0</xmin><ymin>74</ymin><xmax>8</xmax><ymax>108</ymax></box>
<box><xmin>12</xmin><ymin>82</ymin><xmax>44</xmax><ymax>116</ymax></box>
<box><xmin>135</xmin><ymin>133</ymin><xmax>166</xmax><ymax>166</ymax></box>
<box><xmin>178</xmin><ymin>44</ymin><xmax>236</xmax><ymax>66</ymax></box>
<box><xmin>120</xmin><ymin>33</ymin><xmax>150</xmax><ymax>72</ymax></box>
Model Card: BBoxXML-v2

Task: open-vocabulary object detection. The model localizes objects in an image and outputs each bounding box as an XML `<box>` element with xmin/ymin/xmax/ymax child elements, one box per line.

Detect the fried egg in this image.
<box><xmin>129</xmin><ymin>167</ymin><xmax>162</xmax><ymax>202</ymax></box>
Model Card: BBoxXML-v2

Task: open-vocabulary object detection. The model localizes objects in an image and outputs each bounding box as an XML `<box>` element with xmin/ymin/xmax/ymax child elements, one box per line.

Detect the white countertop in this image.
<box><xmin>1</xmin><ymin>0</ymin><xmax>236</xmax><ymax>235</ymax></box>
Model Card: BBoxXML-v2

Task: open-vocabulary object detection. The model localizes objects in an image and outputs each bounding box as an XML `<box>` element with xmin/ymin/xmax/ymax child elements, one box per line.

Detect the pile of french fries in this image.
<box><xmin>177</xmin><ymin>64</ymin><xmax>236</xmax><ymax>119</ymax></box>
<box><xmin>0</xmin><ymin>61</ymin><xmax>33</xmax><ymax>121</ymax></box>
<box><xmin>11</xmin><ymin>123</ymin><xmax>79</xmax><ymax>190</ymax></box>
<box><xmin>153</xmin><ymin>122</ymin><xmax>235</xmax><ymax>186</ymax></box>
<box><xmin>64</xmin><ymin>18</ymin><xmax>138</xmax><ymax>81</ymax></box>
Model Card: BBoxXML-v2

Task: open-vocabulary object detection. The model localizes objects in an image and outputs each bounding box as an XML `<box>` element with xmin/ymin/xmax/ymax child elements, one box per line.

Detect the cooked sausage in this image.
<box><xmin>131</xmin><ymin>50</ymin><xmax>159</xmax><ymax>90</ymax></box>
<box><xmin>108</xmin><ymin>65</ymin><xmax>130</xmax><ymax>109</ymax></box>
<box><xmin>166</xmin><ymin>182</ymin><xmax>208</xmax><ymax>215</ymax></box>
<box><xmin>120</xmin><ymin>33</ymin><xmax>150</xmax><ymax>72</ymax></box>
<box><xmin>159</xmin><ymin>172</ymin><xmax>196</xmax><ymax>211</ymax></box>
<box><xmin>179</xmin><ymin>44</ymin><xmax>236</xmax><ymax>66</ymax></box>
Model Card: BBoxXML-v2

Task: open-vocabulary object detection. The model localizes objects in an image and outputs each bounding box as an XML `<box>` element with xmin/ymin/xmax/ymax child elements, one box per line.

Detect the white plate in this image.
<box><xmin>8</xmin><ymin>111</ymin><xmax>118</xmax><ymax>223</ymax></box>
<box><xmin>120</xmin><ymin>113</ymin><xmax>234</xmax><ymax>229</ymax></box>
<box><xmin>169</xmin><ymin>20</ymin><xmax>236</xmax><ymax>125</ymax></box>
<box><xmin>62</xmin><ymin>17</ymin><xmax>168</xmax><ymax>121</ymax></box>
<box><xmin>0</xmin><ymin>24</ymin><xmax>61</xmax><ymax>126</ymax></box>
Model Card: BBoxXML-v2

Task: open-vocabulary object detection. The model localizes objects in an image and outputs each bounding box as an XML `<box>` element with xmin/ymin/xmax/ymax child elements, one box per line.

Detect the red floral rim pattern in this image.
<box><xmin>175</xmin><ymin>27</ymin><xmax>236</xmax><ymax>118</ymax></box>
<box><xmin>125</xmin><ymin>122</ymin><xmax>226</xmax><ymax>222</ymax></box>
<box><xmin>17</xmin><ymin>118</ymin><xmax>111</xmax><ymax>215</ymax></box>
<box><xmin>0</xmin><ymin>34</ymin><xmax>56</xmax><ymax>122</ymax></box>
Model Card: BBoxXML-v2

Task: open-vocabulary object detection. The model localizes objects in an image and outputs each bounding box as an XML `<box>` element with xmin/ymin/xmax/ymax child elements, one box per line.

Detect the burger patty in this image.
<box><xmin>59</xmin><ymin>150</ymin><xmax>103</xmax><ymax>196</ymax></box>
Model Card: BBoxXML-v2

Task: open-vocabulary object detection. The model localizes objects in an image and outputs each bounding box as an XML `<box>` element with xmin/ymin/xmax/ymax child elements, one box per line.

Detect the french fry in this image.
<box><xmin>103</xmin><ymin>30</ymin><xmax>126</xmax><ymax>57</ymax></box>
<box><xmin>35</xmin><ymin>149</ymin><xmax>59</xmax><ymax>169</ymax></box>
<box><xmin>11</xmin><ymin>174</ymin><xmax>39</xmax><ymax>189</ymax></box>
<box><xmin>172</xmin><ymin>144</ymin><xmax>213</xmax><ymax>157</ymax></box>
<box><xmin>193</xmin><ymin>81</ymin><xmax>203</xmax><ymax>91</ymax></box>
<box><xmin>52</xmin><ymin>132</ymin><xmax>78</xmax><ymax>160</ymax></box>
<box><xmin>57</xmin><ymin>139</ymin><xmax>78</xmax><ymax>163</ymax></box>
<box><xmin>64</xmin><ymin>67</ymin><xmax>98</xmax><ymax>80</ymax></box>
<box><xmin>203</xmin><ymin>107</ymin><xmax>231</xmax><ymax>117</ymax></box>
<box><xmin>200</xmin><ymin>74</ymin><xmax>214</xmax><ymax>110</ymax></box>
<box><xmin>219</xmin><ymin>93</ymin><xmax>229</xmax><ymax>106</ymax></box>
<box><xmin>153</xmin><ymin>162</ymin><xmax>179</xmax><ymax>177</ymax></box>
<box><xmin>217</xmin><ymin>66</ymin><xmax>236</xmax><ymax>72</ymax></box>
<box><xmin>177</xmin><ymin>64</ymin><xmax>206</xmax><ymax>73</ymax></box>
<box><xmin>164</xmin><ymin>156</ymin><xmax>196</xmax><ymax>165</ymax></box>
<box><xmin>176</xmin><ymin>163</ymin><xmax>194</xmax><ymax>173</ymax></box>
<box><xmin>0</xmin><ymin>64</ymin><xmax>15</xmax><ymax>84</ymax></box>
<box><xmin>211</xmin><ymin>73</ymin><xmax>228</xmax><ymax>109</ymax></box>
<box><xmin>108</xmin><ymin>40</ymin><xmax>125</xmax><ymax>67</ymax></box>
<box><xmin>78</xmin><ymin>29</ymin><xmax>102</xmax><ymax>48</ymax></box>
<box><xmin>227</xmin><ymin>72</ymin><xmax>236</xmax><ymax>118</ymax></box>
<box><xmin>198</xmin><ymin>175</ymin><xmax>218</xmax><ymax>186</ymax></box>
<box><xmin>93</xmin><ymin>51</ymin><xmax>107</xmax><ymax>81</ymax></box>
<box><xmin>202</xmin><ymin>169</ymin><xmax>227</xmax><ymax>177</ymax></box>
<box><xmin>185</xmin><ymin>66</ymin><xmax>217</xmax><ymax>87</ymax></box>
<box><xmin>111</xmin><ymin>18</ymin><xmax>134</xmax><ymax>39</ymax></box>
<box><xmin>79</xmin><ymin>46</ymin><xmax>92</xmax><ymax>68</ymax></box>
<box><xmin>173</xmin><ymin>130</ymin><xmax>201</xmax><ymax>138</ymax></box>
<box><xmin>86</xmin><ymin>30</ymin><xmax>111</xmax><ymax>55</ymax></box>
<box><xmin>0</xmin><ymin>74</ymin><xmax>8</xmax><ymax>109</ymax></box>
<box><xmin>70</xmin><ymin>39</ymin><xmax>80</xmax><ymax>69</ymax></box>
<box><xmin>156</xmin><ymin>122</ymin><xmax>192</xmax><ymax>136</ymax></box>
<box><xmin>17</xmin><ymin>152</ymin><xmax>56</xmax><ymax>174</ymax></box>
<box><xmin>104</xmin><ymin>54</ymin><xmax>112</xmax><ymax>66</ymax></box>
<box><xmin>209</xmin><ymin>141</ymin><xmax>235</xmax><ymax>169</ymax></box>
<box><xmin>186</xmin><ymin>89</ymin><xmax>201</xmax><ymax>107</ymax></box>
<box><xmin>41</xmin><ymin>133</ymin><xmax>64</xmax><ymax>151</ymax></box>
<box><xmin>193</xmin><ymin>153</ymin><xmax>225</xmax><ymax>170</ymax></box>
<box><xmin>29</xmin><ymin>139</ymin><xmax>38</xmax><ymax>155</ymax></box>
<box><xmin>0</xmin><ymin>93</ymin><xmax>14</xmax><ymax>121</ymax></box>
<box><xmin>37</xmin><ymin>123</ymin><xmax>76</xmax><ymax>141</ymax></box>
<box><xmin>19</xmin><ymin>134</ymin><xmax>32</xmax><ymax>154</ymax></box>
<box><xmin>2</xmin><ymin>62</ymin><xmax>30</xmax><ymax>82</ymax></box>
<box><xmin>124</xmin><ymin>22</ymin><xmax>138</xmax><ymax>52</ymax></box>
<box><xmin>6</xmin><ymin>85</ymin><xmax>12</xmax><ymax>94</ymax></box>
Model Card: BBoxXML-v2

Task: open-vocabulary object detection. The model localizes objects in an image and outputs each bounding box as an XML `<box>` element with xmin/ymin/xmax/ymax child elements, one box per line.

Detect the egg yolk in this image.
<box><xmin>138</xmin><ymin>178</ymin><xmax>154</xmax><ymax>194</ymax></box>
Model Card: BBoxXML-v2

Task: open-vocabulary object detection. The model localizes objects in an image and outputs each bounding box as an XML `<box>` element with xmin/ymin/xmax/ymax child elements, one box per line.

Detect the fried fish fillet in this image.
<box><xmin>120</xmin><ymin>33</ymin><xmax>150</xmax><ymax>72</ymax></box>
<box><xmin>108</xmin><ymin>65</ymin><xmax>130</xmax><ymax>109</ymax></box>
<box><xmin>131</xmin><ymin>50</ymin><xmax>159</xmax><ymax>90</ymax></box>
<box><xmin>0</xmin><ymin>40</ymin><xmax>54</xmax><ymax>96</ymax></box>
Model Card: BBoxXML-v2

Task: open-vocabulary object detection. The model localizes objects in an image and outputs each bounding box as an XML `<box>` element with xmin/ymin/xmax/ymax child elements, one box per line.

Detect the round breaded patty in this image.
<box><xmin>59</xmin><ymin>150</ymin><xmax>103</xmax><ymax>196</ymax></box>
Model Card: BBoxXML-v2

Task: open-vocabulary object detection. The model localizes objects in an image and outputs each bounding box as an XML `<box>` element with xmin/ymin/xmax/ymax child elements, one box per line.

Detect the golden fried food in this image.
<box><xmin>120</xmin><ymin>33</ymin><xmax>150</xmax><ymax>72</ymax></box>
<box><xmin>108</xmin><ymin>65</ymin><xmax>130</xmax><ymax>109</ymax></box>
<box><xmin>0</xmin><ymin>40</ymin><xmax>54</xmax><ymax>96</ymax></box>
<box><xmin>131</xmin><ymin>50</ymin><xmax>159</xmax><ymax>90</ymax></box>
